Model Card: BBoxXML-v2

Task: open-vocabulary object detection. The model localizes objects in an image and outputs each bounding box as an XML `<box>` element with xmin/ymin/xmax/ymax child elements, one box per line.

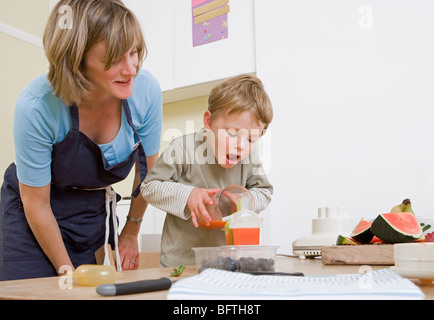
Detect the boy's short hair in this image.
<box><xmin>43</xmin><ymin>0</ymin><xmax>146</xmax><ymax>106</ymax></box>
<box><xmin>208</xmin><ymin>74</ymin><xmax>273</xmax><ymax>131</ymax></box>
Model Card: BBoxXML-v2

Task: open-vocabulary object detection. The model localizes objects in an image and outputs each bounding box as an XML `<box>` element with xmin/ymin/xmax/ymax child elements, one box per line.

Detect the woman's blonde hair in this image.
<box><xmin>208</xmin><ymin>74</ymin><xmax>273</xmax><ymax>131</ymax></box>
<box><xmin>43</xmin><ymin>0</ymin><xmax>146</xmax><ymax>106</ymax></box>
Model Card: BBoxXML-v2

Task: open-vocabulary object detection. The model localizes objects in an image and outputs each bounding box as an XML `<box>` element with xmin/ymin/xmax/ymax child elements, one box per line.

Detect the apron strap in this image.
<box><xmin>121</xmin><ymin>100</ymin><xmax>148</xmax><ymax>198</ymax></box>
<box><xmin>74</xmin><ymin>186</ymin><xmax>122</xmax><ymax>271</ymax></box>
<box><xmin>131</xmin><ymin>145</ymin><xmax>148</xmax><ymax>198</ymax></box>
<box><xmin>103</xmin><ymin>186</ymin><xmax>122</xmax><ymax>271</ymax></box>
<box><xmin>69</xmin><ymin>106</ymin><xmax>79</xmax><ymax>130</ymax></box>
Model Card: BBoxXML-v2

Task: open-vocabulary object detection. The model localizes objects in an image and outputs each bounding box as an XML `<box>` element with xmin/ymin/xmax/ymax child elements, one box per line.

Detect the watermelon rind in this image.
<box><xmin>336</xmin><ymin>235</ymin><xmax>360</xmax><ymax>245</ymax></box>
<box><xmin>350</xmin><ymin>219</ymin><xmax>374</xmax><ymax>244</ymax></box>
<box><xmin>371</xmin><ymin>212</ymin><xmax>423</xmax><ymax>243</ymax></box>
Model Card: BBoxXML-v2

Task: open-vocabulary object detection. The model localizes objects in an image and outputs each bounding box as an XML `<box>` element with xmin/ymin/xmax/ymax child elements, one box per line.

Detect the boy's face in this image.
<box><xmin>204</xmin><ymin>110</ymin><xmax>265</xmax><ymax>169</ymax></box>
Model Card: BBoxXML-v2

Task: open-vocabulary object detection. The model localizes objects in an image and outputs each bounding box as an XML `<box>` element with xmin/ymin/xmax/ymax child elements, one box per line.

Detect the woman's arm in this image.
<box><xmin>19</xmin><ymin>182</ymin><xmax>74</xmax><ymax>274</ymax></box>
<box><xmin>118</xmin><ymin>153</ymin><xmax>158</xmax><ymax>270</ymax></box>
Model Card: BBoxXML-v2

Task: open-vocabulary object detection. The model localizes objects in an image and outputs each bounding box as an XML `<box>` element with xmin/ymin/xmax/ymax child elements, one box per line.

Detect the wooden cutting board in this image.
<box><xmin>321</xmin><ymin>245</ymin><xmax>394</xmax><ymax>265</ymax></box>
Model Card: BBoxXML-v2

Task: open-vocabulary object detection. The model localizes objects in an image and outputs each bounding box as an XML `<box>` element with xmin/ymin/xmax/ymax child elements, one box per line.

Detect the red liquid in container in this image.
<box><xmin>227</xmin><ymin>228</ymin><xmax>260</xmax><ymax>245</ymax></box>
<box><xmin>198</xmin><ymin>220</ymin><xmax>226</xmax><ymax>229</ymax></box>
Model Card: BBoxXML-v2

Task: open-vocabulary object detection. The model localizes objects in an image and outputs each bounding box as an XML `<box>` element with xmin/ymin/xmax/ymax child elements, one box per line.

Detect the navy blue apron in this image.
<box><xmin>0</xmin><ymin>100</ymin><xmax>147</xmax><ymax>280</ymax></box>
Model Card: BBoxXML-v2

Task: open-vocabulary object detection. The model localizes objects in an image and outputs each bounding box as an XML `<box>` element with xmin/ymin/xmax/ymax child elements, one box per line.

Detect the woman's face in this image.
<box><xmin>84</xmin><ymin>41</ymin><xmax>138</xmax><ymax>102</ymax></box>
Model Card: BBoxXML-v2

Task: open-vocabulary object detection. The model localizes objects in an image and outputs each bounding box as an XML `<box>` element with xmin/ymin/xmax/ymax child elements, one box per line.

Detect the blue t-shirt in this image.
<box><xmin>13</xmin><ymin>69</ymin><xmax>162</xmax><ymax>187</ymax></box>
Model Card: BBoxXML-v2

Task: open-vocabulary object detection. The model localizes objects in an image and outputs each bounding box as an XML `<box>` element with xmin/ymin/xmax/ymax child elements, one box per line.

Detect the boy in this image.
<box><xmin>141</xmin><ymin>74</ymin><xmax>273</xmax><ymax>267</ymax></box>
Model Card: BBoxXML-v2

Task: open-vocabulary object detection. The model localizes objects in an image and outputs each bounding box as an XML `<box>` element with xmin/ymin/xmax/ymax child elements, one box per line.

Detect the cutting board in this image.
<box><xmin>321</xmin><ymin>245</ymin><xmax>394</xmax><ymax>265</ymax></box>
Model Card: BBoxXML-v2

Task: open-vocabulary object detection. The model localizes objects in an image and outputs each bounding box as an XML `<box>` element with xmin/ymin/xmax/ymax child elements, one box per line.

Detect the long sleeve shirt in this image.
<box><xmin>141</xmin><ymin>129</ymin><xmax>273</xmax><ymax>266</ymax></box>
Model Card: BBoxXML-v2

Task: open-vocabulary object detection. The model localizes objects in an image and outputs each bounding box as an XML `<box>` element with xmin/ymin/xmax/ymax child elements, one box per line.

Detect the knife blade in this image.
<box><xmin>245</xmin><ymin>271</ymin><xmax>304</xmax><ymax>276</ymax></box>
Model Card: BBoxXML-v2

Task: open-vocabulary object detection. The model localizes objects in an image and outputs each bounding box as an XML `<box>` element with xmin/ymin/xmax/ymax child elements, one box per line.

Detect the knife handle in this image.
<box><xmin>96</xmin><ymin>278</ymin><xmax>172</xmax><ymax>296</ymax></box>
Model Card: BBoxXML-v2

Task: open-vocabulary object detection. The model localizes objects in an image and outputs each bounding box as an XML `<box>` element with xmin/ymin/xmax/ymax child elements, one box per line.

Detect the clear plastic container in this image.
<box><xmin>198</xmin><ymin>185</ymin><xmax>255</xmax><ymax>229</ymax></box>
<box><xmin>192</xmin><ymin>245</ymin><xmax>279</xmax><ymax>273</ymax></box>
<box><xmin>224</xmin><ymin>207</ymin><xmax>262</xmax><ymax>245</ymax></box>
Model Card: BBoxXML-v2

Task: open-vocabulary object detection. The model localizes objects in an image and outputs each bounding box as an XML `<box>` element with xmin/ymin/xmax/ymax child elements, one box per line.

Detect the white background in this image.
<box><xmin>255</xmin><ymin>0</ymin><xmax>434</xmax><ymax>253</ymax></box>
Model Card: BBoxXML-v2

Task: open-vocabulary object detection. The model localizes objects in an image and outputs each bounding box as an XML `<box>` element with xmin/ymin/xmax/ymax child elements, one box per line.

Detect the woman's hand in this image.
<box><xmin>117</xmin><ymin>155</ymin><xmax>158</xmax><ymax>270</ymax></box>
<box><xmin>19</xmin><ymin>182</ymin><xmax>74</xmax><ymax>273</ymax></box>
<box><xmin>187</xmin><ymin>188</ymin><xmax>221</xmax><ymax>227</ymax></box>
<box><xmin>118</xmin><ymin>231</ymin><xmax>139</xmax><ymax>270</ymax></box>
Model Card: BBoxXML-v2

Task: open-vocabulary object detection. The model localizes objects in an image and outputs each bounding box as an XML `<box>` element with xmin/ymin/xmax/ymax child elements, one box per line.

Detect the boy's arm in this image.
<box><xmin>249</xmin><ymin>187</ymin><xmax>272</xmax><ymax>213</ymax></box>
<box><xmin>141</xmin><ymin>180</ymin><xmax>195</xmax><ymax>220</ymax></box>
<box><xmin>246</xmin><ymin>150</ymin><xmax>274</xmax><ymax>213</ymax></box>
<box><xmin>140</xmin><ymin>140</ymin><xmax>195</xmax><ymax>219</ymax></box>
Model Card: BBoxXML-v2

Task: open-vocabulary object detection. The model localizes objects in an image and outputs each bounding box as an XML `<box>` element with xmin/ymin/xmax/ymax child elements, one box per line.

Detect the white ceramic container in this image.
<box><xmin>393</xmin><ymin>243</ymin><xmax>434</xmax><ymax>280</ymax></box>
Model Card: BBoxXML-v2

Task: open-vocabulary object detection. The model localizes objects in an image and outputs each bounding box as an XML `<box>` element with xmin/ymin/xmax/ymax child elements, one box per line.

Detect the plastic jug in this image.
<box><xmin>198</xmin><ymin>185</ymin><xmax>255</xmax><ymax>229</ymax></box>
<box><xmin>223</xmin><ymin>198</ymin><xmax>261</xmax><ymax>245</ymax></box>
<box><xmin>72</xmin><ymin>265</ymin><xmax>117</xmax><ymax>287</ymax></box>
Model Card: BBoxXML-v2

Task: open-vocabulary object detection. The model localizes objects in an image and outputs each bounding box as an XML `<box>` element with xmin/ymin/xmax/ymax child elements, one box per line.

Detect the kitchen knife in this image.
<box><xmin>96</xmin><ymin>277</ymin><xmax>172</xmax><ymax>296</ymax></box>
<box><xmin>246</xmin><ymin>271</ymin><xmax>304</xmax><ymax>276</ymax></box>
<box><xmin>96</xmin><ymin>271</ymin><xmax>304</xmax><ymax>296</ymax></box>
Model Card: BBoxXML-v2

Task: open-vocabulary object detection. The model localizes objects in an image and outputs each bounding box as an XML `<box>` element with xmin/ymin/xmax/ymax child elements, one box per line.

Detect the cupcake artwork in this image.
<box><xmin>192</xmin><ymin>0</ymin><xmax>229</xmax><ymax>47</ymax></box>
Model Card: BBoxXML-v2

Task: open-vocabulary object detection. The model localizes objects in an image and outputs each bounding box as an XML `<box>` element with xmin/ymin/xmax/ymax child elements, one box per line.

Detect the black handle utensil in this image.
<box><xmin>96</xmin><ymin>277</ymin><xmax>172</xmax><ymax>296</ymax></box>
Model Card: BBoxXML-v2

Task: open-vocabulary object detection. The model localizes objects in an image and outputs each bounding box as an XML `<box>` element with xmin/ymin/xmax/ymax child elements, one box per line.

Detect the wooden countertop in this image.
<box><xmin>0</xmin><ymin>256</ymin><xmax>433</xmax><ymax>300</ymax></box>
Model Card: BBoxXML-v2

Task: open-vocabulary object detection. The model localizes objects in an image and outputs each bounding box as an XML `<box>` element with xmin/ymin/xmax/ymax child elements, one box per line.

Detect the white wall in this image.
<box><xmin>256</xmin><ymin>0</ymin><xmax>434</xmax><ymax>254</ymax></box>
<box><xmin>123</xmin><ymin>0</ymin><xmax>256</xmax><ymax>91</ymax></box>
<box><xmin>0</xmin><ymin>0</ymin><xmax>49</xmax><ymax>179</ymax></box>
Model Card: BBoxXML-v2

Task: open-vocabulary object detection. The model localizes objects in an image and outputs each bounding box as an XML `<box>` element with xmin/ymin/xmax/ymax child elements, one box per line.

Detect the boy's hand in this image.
<box><xmin>187</xmin><ymin>188</ymin><xmax>221</xmax><ymax>227</ymax></box>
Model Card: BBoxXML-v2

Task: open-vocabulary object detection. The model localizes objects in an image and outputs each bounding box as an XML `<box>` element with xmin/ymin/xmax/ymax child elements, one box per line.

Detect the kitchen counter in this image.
<box><xmin>0</xmin><ymin>256</ymin><xmax>432</xmax><ymax>300</ymax></box>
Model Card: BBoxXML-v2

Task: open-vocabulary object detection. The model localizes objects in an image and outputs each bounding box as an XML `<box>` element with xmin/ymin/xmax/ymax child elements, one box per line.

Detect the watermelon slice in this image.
<box><xmin>425</xmin><ymin>232</ymin><xmax>434</xmax><ymax>242</ymax></box>
<box><xmin>336</xmin><ymin>235</ymin><xmax>360</xmax><ymax>245</ymax></box>
<box><xmin>350</xmin><ymin>218</ymin><xmax>374</xmax><ymax>243</ymax></box>
<box><xmin>370</xmin><ymin>236</ymin><xmax>384</xmax><ymax>244</ymax></box>
<box><xmin>371</xmin><ymin>212</ymin><xmax>423</xmax><ymax>243</ymax></box>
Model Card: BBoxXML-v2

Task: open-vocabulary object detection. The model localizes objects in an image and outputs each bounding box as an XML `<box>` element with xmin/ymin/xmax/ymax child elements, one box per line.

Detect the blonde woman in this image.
<box><xmin>0</xmin><ymin>0</ymin><xmax>162</xmax><ymax>280</ymax></box>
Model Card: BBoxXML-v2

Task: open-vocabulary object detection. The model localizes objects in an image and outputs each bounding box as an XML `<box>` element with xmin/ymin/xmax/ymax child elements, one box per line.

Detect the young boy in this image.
<box><xmin>141</xmin><ymin>74</ymin><xmax>273</xmax><ymax>267</ymax></box>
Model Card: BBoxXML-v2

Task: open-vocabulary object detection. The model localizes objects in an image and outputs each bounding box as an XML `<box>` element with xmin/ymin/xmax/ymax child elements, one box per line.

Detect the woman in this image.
<box><xmin>0</xmin><ymin>0</ymin><xmax>162</xmax><ymax>280</ymax></box>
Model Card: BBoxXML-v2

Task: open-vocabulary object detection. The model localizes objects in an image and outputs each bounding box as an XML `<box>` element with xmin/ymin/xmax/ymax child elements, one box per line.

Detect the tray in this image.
<box><xmin>321</xmin><ymin>244</ymin><xmax>394</xmax><ymax>265</ymax></box>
